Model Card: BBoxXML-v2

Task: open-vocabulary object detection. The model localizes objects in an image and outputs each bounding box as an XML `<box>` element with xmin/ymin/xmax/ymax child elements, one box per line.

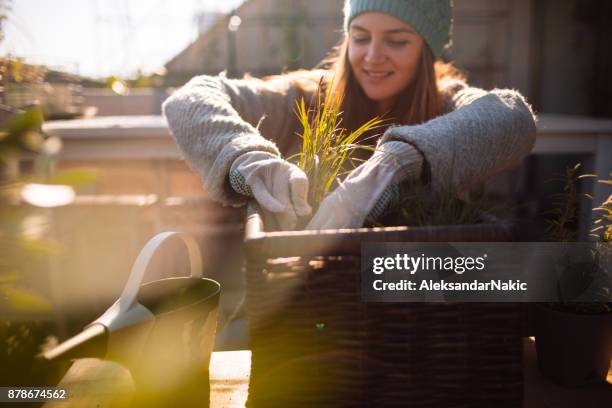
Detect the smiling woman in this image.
<box><xmin>162</xmin><ymin>0</ymin><xmax>536</xmax><ymax>231</ymax></box>
<box><xmin>329</xmin><ymin>5</ymin><xmax>465</xmax><ymax>139</ymax></box>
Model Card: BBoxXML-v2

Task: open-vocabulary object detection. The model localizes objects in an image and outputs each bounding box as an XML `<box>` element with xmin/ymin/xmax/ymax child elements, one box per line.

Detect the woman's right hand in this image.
<box><xmin>229</xmin><ymin>151</ymin><xmax>312</xmax><ymax>230</ymax></box>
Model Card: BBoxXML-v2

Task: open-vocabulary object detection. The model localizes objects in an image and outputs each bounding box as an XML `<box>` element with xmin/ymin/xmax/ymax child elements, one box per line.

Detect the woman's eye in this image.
<box><xmin>388</xmin><ymin>40</ymin><xmax>409</xmax><ymax>47</ymax></box>
<box><xmin>352</xmin><ymin>37</ymin><xmax>370</xmax><ymax>45</ymax></box>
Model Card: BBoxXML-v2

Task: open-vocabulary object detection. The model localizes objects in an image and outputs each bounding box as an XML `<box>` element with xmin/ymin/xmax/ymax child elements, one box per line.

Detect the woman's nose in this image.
<box><xmin>365</xmin><ymin>42</ymin><xmax>386</xmax><ymax>63</ymax></box>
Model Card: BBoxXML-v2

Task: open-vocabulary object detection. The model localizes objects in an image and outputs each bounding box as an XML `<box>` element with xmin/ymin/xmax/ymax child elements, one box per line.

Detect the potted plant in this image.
<box><xmin>534</xmin><ymin>164</ymin><xmax>612</xmax><ymax>386</ymax></box>
<box><xmin>289</xmin><ymin>78</ymin><xmax>383</xmax><ymax>212</ymax></box>
<box><xmin>244</xmin><ymin>82</ymin><xmax>523</xmax><ymax>407</ymax></box>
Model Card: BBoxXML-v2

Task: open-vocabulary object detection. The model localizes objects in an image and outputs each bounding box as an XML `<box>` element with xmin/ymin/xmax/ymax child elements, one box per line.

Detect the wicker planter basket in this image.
<box><xmin>244</xmin><ymin>203</ymin><xmax>523</xmax><ymax>407</ymax></box>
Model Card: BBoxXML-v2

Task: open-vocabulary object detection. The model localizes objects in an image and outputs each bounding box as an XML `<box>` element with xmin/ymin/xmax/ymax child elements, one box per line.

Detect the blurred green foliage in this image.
<box><xmin>0</xmin><ymin>106</ymin><xmax>96</xmax><ymax>313</ymax></box>
<box><xmin>0</xmin><ymin>105</ymin><xmax>52</xmax><ymax>314</ymax></box>
<box><xmin>0</xmin><ymin>106</ymin><xmax>95</xmax><ymax>387</ymax></box>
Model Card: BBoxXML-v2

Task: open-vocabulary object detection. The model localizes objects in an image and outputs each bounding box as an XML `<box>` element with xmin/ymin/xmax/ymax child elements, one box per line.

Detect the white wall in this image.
<box><xmin>82</xmin><ymin>88</ymin><xmax>170</xmax><ymax>116</ymax></box>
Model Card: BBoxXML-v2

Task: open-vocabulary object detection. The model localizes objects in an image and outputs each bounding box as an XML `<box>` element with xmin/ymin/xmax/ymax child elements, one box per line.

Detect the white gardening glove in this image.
<box><xmin>305</xmin><ymin>141</ymin><xmax>423</xmax><ymax>230</ymax></box>
<box><xmin>229</xmin><ymin>151</ymin><xmax>312</xmax><ymax>230</ymax></box>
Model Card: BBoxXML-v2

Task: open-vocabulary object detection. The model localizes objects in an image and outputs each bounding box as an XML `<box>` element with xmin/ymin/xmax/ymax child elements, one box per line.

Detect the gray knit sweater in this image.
<box><xmin>162</xmin><ymin>70</ymin><xmax>537</xmax><ymax>206</ymax></box>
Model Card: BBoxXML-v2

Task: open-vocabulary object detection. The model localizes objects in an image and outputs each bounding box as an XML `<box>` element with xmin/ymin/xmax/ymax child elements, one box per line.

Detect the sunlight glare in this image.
<box><xmin>21</xmin><ymin>183</ymin><xmax>76</xmax><ymax>208</ymax></box>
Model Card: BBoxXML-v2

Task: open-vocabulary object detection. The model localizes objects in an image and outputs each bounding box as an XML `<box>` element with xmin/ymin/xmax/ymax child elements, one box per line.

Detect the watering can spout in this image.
<box><xmin>41</xmin><ymin>324</ymin><xmax>108</xmax><ymax>362</ymax></box>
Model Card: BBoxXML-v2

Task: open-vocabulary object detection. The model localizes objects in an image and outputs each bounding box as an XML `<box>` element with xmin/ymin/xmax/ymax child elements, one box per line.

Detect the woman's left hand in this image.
<box><xmin>305</xmin><ymin>141</ymin><xmax>424</xmax><ymax>230</ymax></box>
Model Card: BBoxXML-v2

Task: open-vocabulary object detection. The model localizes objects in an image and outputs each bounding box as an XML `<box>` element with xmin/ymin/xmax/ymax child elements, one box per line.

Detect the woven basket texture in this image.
<box><xmin>245</xmin><ymin>209</ymin><xmax>523</xmax><ymax>407</ymax></box>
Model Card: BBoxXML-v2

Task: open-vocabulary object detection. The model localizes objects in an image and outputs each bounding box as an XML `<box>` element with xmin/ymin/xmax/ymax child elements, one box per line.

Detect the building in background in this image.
<box><xmin>196</xmin><ymin>10</ymin><xmax>226</xmax><ymax>34</ymax></box>
<box><xmin>0</xmin><ymin>58</ymin><xmax>90</xmax><ymax>119</ymax></box>
<box><xmin>164</xmin><ymin>0</ymin><xmax>344</xmax><ymax>85</ymax></box>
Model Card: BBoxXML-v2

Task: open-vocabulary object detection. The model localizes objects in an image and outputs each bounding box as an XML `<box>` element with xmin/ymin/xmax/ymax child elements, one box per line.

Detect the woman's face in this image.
<box><xmin>348</xmin><ymin>12</ymin><xmax>424</xmax><ymax>113</ymax></box>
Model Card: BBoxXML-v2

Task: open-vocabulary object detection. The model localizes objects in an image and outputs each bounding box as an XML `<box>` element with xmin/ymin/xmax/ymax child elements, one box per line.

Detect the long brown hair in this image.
<box><xmin>322</xmin><ymin>36</ymin><xmax>464</xmax><ymax>143</ymax></box>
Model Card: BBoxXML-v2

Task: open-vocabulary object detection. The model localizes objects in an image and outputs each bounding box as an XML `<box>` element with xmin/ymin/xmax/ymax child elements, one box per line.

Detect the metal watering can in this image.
<box><xmin>43</xmin><ymin>232</ymin><xmax>221</xmax><ymax>406</ymax></box>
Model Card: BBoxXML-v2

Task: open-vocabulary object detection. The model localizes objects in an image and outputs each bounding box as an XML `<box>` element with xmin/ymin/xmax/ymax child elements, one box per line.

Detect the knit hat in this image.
<box><xmin>343</xmin><ymin>0</ymin><xmax>452</xmax><ymax>58</ymax></box>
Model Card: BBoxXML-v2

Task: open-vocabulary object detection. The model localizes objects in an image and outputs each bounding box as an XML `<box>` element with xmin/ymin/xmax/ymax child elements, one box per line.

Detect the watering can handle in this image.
<box><xmin>118</xmin><ymin>232</ymin><xmax>203</xmax><ymax>310</ymax></box>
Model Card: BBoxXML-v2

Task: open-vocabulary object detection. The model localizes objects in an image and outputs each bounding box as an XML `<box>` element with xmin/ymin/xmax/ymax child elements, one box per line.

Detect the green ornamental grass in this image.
<box><xmin>288</xmin><ymin>77</ymin><xmax>492</xmax><ymax>228</ymax></box>
<box><xmin>288</xmin><ymin>77</ymin><xmax>385</xmax><ymax>210</ymax></box>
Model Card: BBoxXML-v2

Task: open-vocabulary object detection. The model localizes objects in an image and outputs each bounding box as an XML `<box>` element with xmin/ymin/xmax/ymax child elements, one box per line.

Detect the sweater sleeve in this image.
<box><xmin>162</xmin><ymin>72</ymin><xmax>310</xmax><ymax>206</ymax></box>
<box><xmin>380</xmin><ymin>80</ymin><xmax>537</xmax><ymax>194</ymax></box>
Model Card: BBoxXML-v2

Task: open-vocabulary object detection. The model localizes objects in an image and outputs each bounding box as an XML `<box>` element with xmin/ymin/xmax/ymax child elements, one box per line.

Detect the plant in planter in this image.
<box><xmin>289</xmin><ymin>77</ymin><xmax>501</xmax><ymax>230</ymax></box>
<box><xmin>368</xmin><ymin>179</ymin><xmax>493</xmax><ymax>229</ymax></box>
<box><xmin>543</xmin><ymin>164</ymin><xmax>609</xmax><ymax>311</ymax></box>
<box><xmin>244</xmin><ymin>83</ymin><xmax>522</xmax><ymax>407</ymax></box>
<box><xmin>534</xmin><ymin>163</ymin><xmax>612</xmax><ymax>387</ymax></box>
<box><xmin>289</xmin><ymin>77</ymin><xmax>384</xmax><ymax>212</ymax></box>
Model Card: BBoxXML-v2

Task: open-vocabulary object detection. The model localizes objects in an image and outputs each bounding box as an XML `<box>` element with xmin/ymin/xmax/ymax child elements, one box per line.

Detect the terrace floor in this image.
<box><xmin>44</xmin><ymin>338</ymin><xmax>612</xmax><ymax>407</ymax></box>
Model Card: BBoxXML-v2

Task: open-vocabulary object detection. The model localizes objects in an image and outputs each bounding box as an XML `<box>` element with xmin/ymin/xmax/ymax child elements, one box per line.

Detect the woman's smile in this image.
<box><xmin>362</xmin><ymin>69</ymin><xmax>394</xmax><ymax>80</ymax></box>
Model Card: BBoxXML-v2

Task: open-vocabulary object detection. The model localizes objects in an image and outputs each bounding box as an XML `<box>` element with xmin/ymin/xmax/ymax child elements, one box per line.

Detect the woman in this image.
<box><xmin>163</xmin><ymin>0</ymin><xmax>537</xmax><ymax>231</ymax></box>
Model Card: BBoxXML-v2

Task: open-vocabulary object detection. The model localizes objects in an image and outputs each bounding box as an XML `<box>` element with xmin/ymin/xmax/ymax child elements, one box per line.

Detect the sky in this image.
<box><xmin>0</xmin><ymin>0</ymin><xmax>244</xmax><ymax>79</ymax></box>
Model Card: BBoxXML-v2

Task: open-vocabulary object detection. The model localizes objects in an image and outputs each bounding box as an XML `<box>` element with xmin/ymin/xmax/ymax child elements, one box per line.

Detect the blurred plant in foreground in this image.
<box><xmin>0</xmin><ymin>106</ymin><xmax>55</xmax><ymax>314</ymax></box>
<box><xmin>0</xmin><ymin>105</ymin><xmax>96</xmax><ymax>386</ymax></box>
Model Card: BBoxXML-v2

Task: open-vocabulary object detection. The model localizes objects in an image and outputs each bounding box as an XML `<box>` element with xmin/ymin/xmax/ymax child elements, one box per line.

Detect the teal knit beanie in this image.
<box><xmin>343</xmin><ymin>0</ymin><xmax>452</xmax><ymax>59</ymax></box>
